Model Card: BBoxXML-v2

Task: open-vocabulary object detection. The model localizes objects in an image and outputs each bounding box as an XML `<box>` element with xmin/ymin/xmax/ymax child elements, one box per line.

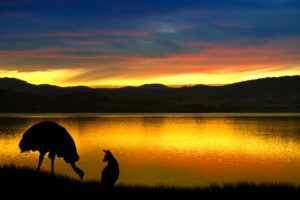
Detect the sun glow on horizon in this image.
<box><xmin>0</xmin><ymin>67</ymin><xmax>299</xmax><ymax>88</ymax></box>
<box><xmin>0</xmin><ymin>69</ymin><xmax>84</xmax><ymax>86</ymax></box>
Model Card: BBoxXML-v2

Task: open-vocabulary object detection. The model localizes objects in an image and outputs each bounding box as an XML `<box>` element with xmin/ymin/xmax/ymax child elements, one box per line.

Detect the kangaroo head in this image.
<box><xmin>103</xmin><ymin>149</ymin><xmax>113</xmax><ymax>162</ymax></box>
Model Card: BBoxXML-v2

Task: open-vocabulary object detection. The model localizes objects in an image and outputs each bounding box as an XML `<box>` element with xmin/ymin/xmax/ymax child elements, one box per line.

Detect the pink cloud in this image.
<box><xmin>43</xmin><ymin>54</ymin><xmax>143</xmax><ymax>60</ymax></box>
<box><xmin>185</xmin><ymin>41</ymin><xmax>213</xmax><ymax>47</ymax></box>
<box><xmin>32</xmin><ymin>29</ymin><xmax>152</xmax><ymax>38</ymax></box>
<box><xmin>15</xmin><ymin>29</ymin><xmax>153</xmax><ymax>38</ymax></box>
<box><xmin>64</xmin><ymin>39</ymin><xmax>107</xmax><ymax>45</ymax></box>
<box><xmin>94</xmin><ymin>29</ymin><xmax>152</xmax><ymax>37</ymax></box>
<box><xmin>0</xmin><ymin>48</ymin><xmax>145</xmax><ymax>61</ymax></box>
<box><xmin>0</xmin><ymin>43</ymin><xmax>292</xmax><ymax>66</ymax></box>
<box><xmin>1</xmin><ymin>38</ymin><xmax>298</xmax><ymax>78</ymax></box>
<box><xmin>213</xmin><ymin>21</ymin><xmax>253</xmax><ymax>28</ymax></box>
<box><xmin>185</xmin><ymin>40</ymin><xmax>287</xmax><ymax>56</ymax></box>
<box><xmin>204</xmin><ymin>45</ymin><xmax>287</xmax><ymax>55</ymax></box>
<box><xmin>0</xmin><ymin>47</ymin><xmax>76</xmax><ymax>56</ymax></box>
<box><xmin>34</xmin><ymin>32</ymin><xmax>90</xmax><ymax>37</ymax></box>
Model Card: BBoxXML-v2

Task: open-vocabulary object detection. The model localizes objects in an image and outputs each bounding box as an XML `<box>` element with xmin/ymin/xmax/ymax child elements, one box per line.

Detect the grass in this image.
<box><xmin>1</xmin><ymin>164</ymin><xmax>300</xmax><ymax>199</ymax></box>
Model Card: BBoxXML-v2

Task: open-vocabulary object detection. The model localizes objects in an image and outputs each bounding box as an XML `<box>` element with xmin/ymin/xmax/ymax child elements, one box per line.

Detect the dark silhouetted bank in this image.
<box><xmin>0</xmin><ymin>76</ymin><xmax>300</xmax><ymax>112</ymax></box>
<box><xmin>1</xmin><ymin>165</ymin><xmax>300</xmax><ymax>199</ymax></box>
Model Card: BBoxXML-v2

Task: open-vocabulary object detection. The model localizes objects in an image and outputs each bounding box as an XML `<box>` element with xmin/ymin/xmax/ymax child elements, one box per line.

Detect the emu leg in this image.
<box><xmin>71</xmin><ymin>162</ymin><xmax>84</xmax><ymax>180</ymax></box>
<box><xmin>37</xmin><ymin>152</ymin><xmax>46</xmax><ymax>172</ymax></box>
<box><xmin>48</xmin><ymin>152</ymin><xmax>56</xmax><ymax>175</ymax></box>
<box><xmin>51</xmin><ymin>157</ymin><xmax>55</xmax><ymax>175</ymax></box>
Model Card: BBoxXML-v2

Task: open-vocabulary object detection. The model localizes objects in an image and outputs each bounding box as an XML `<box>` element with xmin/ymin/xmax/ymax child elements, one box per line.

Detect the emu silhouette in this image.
<box><xmin>19</xmin><ymin>121</ymin><xmax>84</xmax><ymax>179</ymax></box>
<box><xmin>102</xmin><ymin>150</ymin><xmax>119</xmax><ymax>188</ymax></box>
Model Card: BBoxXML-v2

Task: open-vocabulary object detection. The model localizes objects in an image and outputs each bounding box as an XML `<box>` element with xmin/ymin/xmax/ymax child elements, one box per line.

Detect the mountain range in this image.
<box><xmin>0</xmin><ymin>76</ymin><xmax>299</xmax><ymax>112</ymax></box>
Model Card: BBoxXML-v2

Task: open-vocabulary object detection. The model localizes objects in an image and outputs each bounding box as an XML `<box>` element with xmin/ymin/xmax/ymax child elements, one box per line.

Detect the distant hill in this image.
<box><xmin>0</xmin><ymin>76</ymin><xmax>299</xmax><ymax>112</ymax></box>
<box><xmin>121</xmin><ymin>84</ymin><xmax>169</xmax><ymax>90</ymax></box>
<box><xmin>0</xmin><ymin>78</ymin><xmax>94</xmax><ymax>96</ymax></box>
<box><xmin>139</xmin><ymin>84</ymin><xmax>169</xmax><ymax>89</ymax></box>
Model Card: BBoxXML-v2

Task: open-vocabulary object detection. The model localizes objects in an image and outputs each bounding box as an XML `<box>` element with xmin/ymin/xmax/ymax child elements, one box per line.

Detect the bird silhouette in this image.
<box><xmin>102</xmin><ymin>150</ymin><xmax>119</xmax><ymax>188</ymax></box>
<box><xmin>19</xmin><ymin>121</ymin><xmax>84</xmax><ymax>179</ymax></box>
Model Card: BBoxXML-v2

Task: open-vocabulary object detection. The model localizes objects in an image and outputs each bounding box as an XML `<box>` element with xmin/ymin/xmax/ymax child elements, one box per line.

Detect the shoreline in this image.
<box><xmin>1</xmin><ymin>112</ymin><xmax>300</xmax><ymax>118</ymax></box>
<box><xmin>1</xmin><ymin>164</ymin><xmax>300</xmax><ymax>198</ymax></box>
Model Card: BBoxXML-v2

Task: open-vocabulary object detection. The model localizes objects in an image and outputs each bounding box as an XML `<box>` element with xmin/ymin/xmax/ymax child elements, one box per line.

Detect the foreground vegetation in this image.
<box><xmin>1</xmin><ymin>165</ymin><xmax>300</xmax><ymax>198</ymax></box>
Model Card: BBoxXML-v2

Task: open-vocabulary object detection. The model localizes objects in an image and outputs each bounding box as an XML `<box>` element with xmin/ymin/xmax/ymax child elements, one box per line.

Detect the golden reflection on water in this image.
<box><xmin>1</xmin><ymin>114</ymin><xmax>300</xmax><ymax>186</ymax></box>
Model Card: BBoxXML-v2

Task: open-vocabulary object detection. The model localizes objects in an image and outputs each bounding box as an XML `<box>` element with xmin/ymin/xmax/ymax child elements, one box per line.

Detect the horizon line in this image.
<box><xmin>1</xmin><ymin>75</ymin><xmax>299</xmax><ymax>89</ymax></box>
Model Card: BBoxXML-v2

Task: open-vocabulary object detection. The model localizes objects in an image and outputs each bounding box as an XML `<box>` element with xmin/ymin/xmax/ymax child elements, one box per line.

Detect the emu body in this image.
<box><xmin>19</xmin><ymin>121</ymin><xmax>84</xmax><ymax>179</ymax></box>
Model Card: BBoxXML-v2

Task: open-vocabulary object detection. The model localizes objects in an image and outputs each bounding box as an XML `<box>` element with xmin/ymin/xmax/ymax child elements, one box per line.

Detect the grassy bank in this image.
<box><xmin>1</xmin><ymin>164</ymin><xmax>300</xmax><ymax>198</ymax></box>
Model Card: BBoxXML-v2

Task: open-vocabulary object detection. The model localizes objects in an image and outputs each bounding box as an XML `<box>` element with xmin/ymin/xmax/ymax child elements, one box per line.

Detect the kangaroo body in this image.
<box><xmin>102</xmin><ymin>150</ymin><xmax>119</xmax><ymax>188</ymax></box>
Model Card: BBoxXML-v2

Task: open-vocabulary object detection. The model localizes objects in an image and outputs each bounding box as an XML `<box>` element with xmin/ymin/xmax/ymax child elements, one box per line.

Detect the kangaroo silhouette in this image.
<box><xmin>101</xmin><ymin>150</ymin><xmax>119</xmax><ymax>188</ymax></box>
<box><xmin>19</xmin><ymin>121</ymin><xmax>84</xmax><ymax>179</ymax></box>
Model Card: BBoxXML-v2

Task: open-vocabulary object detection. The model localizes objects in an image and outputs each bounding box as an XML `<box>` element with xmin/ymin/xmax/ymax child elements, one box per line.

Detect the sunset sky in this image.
<box><xmin>0</xmin><ymin>0</ymin><xmax>300</xmax><ymax>87</ymax></box>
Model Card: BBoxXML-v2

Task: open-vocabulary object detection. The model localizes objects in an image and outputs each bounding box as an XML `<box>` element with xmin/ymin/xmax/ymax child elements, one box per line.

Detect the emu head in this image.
<box><xmin>103</xmin><ymin>149</ymin><xmax>113</xmax><ymax>162</ymax></box>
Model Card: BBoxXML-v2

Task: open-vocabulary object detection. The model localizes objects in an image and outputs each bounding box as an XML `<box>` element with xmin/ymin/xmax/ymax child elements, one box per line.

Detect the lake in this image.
<box><xmin>1</xmin><ymin>113</ymin><xmax>300</xmax><ymax>186</ymax></box>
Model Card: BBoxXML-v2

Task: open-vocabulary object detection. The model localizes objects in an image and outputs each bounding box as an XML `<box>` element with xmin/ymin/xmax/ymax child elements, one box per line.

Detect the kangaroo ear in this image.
<box><xmin>103</xmin><ymin>149</ymin><xmax>107</xmax><ymax>153</ymax></box>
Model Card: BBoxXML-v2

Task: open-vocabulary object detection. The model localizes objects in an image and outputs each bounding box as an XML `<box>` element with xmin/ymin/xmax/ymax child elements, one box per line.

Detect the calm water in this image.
<box><xmin>1</xmin><ymin>113</ymin><xmax>300</xmax><ymax>186</ymax></box>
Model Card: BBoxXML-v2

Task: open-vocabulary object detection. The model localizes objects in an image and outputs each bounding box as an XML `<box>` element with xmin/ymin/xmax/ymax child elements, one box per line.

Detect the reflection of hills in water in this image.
<box><xmin>0</xmin><ymin>76</ymin><xmax>300</xmax><ymax>112</ymax></box>
<box><xmin>253</xmin><ymin>117</ymin><xmax>300</xmax><ymax>141</ymax></box>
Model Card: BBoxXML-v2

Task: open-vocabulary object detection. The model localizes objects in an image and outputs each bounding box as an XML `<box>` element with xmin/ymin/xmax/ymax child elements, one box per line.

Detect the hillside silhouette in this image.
<box><xmin>0</xmin><ymin>76</ymin><xmax>299</xmax><ymax>112</ymax></box>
